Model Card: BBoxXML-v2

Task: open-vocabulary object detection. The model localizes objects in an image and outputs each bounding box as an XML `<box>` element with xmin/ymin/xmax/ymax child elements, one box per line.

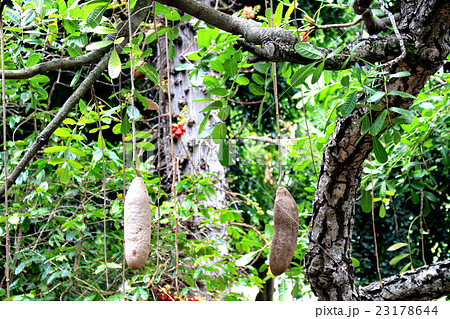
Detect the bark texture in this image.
<box><xmin>156</xmin><ymin>3</ymin><xmax>227</xmax><ymax>209</ymax></box>
<box><xmin>305</xmin><ymin>0</ymin><xmax>450</xmax><ymax>301</ymax></box>
<box><xmin>154</xmin><ymin>0</ymin><xmax>228</xmax><ymax>299</ymax></box>
<box><xmin>359</xmin><ymin>259</ymin><xmax>450</xmax><ymax>301</ymax></box>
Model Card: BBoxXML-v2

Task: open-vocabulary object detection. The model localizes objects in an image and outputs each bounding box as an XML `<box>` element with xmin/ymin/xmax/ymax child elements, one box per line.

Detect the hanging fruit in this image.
<box><xmin>124</xmin><ymin>176</ymin><xmax>152</xmax><ymax>270</ymax></box>
<box><xmin>269</xmin><ymin>186</ymin><xmax>299</xmax><ymax>276</ymax></box>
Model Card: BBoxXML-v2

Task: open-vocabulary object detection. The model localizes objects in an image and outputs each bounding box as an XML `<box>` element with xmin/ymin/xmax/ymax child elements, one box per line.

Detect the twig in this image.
<box><xmin>369</xmin><ymin>154</ymin><xmax>383</xmax><ymax>288</ymax></box>
<box><xmin>379</xmin><ymin>0</ymin><xmax>405</xmax><ymax>67</ymax></box>
<box><xmin>128</xmin><ymin>0</ymin><xmax>140</xmax><ymax>178</ymax></box>
<box><xmin>164</xmin><ymin>15</ymin><xmax>179</xmax><ymax>295</ymax></box>
<box><xmin>300</xmin><ymin>86</ymin><xmax>318</xmax><ymax>180</ymax></box>
<box><xmin>93</xmin><ymin>88</ymin><xmax>109</xmax><ymax>289</ymax></box>
<box><xmin>312</xmin><ymin>16</ymin><xmax>363</xmax><ymax>30</ymax></box>
<box><xmin>180</xmin><ymin>139</ymin><xmax>199</xmax><ymax>175</ymax></box>
<box><xmin>420</xmin><ymin>191</ymin><xmax>426</xmax><ymax>266</ymax></box>
<box><xmin>1</xmin><ymin>0</ymin><xmax>10</xmax><ymax>300</ymax></box>
<box><xmin>423</xmin><ymin>82</ymin><xmax>448</xmax><ymax>94</ymax></box>
<box><xmin>230</xmin><ymin>222</ymin><xmax>269</xmax><ymax>247</ymax></box>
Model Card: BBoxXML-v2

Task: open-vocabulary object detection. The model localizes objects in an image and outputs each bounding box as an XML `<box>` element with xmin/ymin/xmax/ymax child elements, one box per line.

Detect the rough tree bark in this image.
<box><xmin>304</xmin><ymin>0</ymin><xmax>450</xmax><ymax>300</ymax></box>
<box><xmin>154</xmin><ymin>0</ymin><xmax>228</xmax><ymax>299</ymax></box>
<box><xmin>156</xmin><ymin>2</ymin><xmax>227</xmax><ymax>210</ymax></box>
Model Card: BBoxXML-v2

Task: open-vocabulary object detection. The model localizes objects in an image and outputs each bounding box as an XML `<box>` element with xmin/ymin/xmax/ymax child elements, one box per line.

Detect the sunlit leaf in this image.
<box><xmin>294</xmin><ymin>43</ymin><xmax>324</xmax><ymax>60</ymax></box>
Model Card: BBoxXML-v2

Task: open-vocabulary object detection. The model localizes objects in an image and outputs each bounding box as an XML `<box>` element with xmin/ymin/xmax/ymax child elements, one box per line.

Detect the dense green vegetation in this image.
<box><xmin>1</xmin><ymin>0</ymin><xmax>449</xmax><ymax>300</ymax></box>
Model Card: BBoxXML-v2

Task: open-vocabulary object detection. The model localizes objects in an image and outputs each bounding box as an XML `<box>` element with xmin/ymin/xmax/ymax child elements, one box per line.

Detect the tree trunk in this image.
<box><xmin>155</xmin><ymin>0</ymin><xmax>228</xmax><ymax>299</ymax></box>
<box><xmin>156</xmin><ymin>2</ymin><xmax>227</xmax><ymax>209</ymax></box>
<box><xmin>305</xmin><ymin>0</ymin><xmax>450</xmax><ymax>301</ymax></box>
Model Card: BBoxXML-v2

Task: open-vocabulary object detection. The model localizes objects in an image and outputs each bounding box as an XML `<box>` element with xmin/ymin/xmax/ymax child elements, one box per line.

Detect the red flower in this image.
<box><xmin>242</xmin><ymin>6</ymin><xmax>255</xmax><ymax>19</ymax></box>
<box><xmin>172</xmin><ymin>124</ymin><xmax>186</xmax><ymax>138</ymax></box>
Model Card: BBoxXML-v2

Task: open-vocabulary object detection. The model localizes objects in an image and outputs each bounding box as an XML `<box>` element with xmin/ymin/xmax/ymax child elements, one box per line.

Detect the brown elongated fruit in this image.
<box><xmin>124</xmin><ymin>176</ymin><xmax>152</xmax><ymax>270</ymax></box>
<box><xmin>269</xmin><ymin>186</ymin><xmax>299</xmax><ymax>276</ymax></box>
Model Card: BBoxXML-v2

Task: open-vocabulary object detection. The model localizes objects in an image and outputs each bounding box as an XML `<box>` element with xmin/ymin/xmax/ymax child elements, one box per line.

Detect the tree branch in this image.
<box><xmin>3</xmin><ymin>0</ymin><xmax>152</xmax><ymax>79</ymax></box>
<box><xmin>359</xmin><ymin>259</ymin><xmax>450</xmax><ymax>301</ymax></box>
<box><xmin>353</xmin><ymin>0</ymin><xmax>400</xmax><ymax>35</ymax></box>
<box><xmin>0</xmin><ymin>0</ymin><xmax>154</xmax><ymax>198</ymax></box>
<box><xmin>157</xmin><ymin>0</ymin><xmax>401</xmax><ymax>69</ymax></box>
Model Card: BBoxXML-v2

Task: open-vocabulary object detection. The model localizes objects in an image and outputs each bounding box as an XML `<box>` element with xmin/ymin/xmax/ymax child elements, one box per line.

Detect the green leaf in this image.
<box><xmin>136</xmin><ymin>63</ymin><xmax>159</xmax><ymax>85</ymax></box>
<box><xmin>190</xmin><ymin>68</ymin><xmax>205</xmax><ymax>86</ymax></box>
<box><xmin>389</xmin><ymin>253</ymin><xmax>409</xmax><ymax>265</ymax></box>
<box><xmin>361</xmin><ymin>190</ymin><xmax>372</xmax><ymax>213</ymax></box>
<box><xmin>60</xmin><ymin>165</ymin><xmax>70</xmax><ymax>184</ymax></box>
<box><xmin>388</xmin><ymin>71</ymin><xmax>411</xmax><ymax>79</ymax></box>
<box><xmin>85</xmin><ymin>40</ymin><xmax>113</xmax><ymax>51</ymax></box>
<box><xmin>30</xmin><ymin>75</ymin><xmax>50</xmax><ymax>83</ymax></box>
<box><xmin>197</xmin><ymin>28</ymin><xmax>213</xmax><ymax>48</ymax></box>
<box><xmin>278</xmin><ymin>278</ymin><xmax>288</xmax><ymax>301</ymax></box>
<box><xmin>379</xmin><ymin>203</ymin><xmax>386</xmax><ymax>218</ymax></box>
<box><xmin>68</xmin><ymin>43</ymin><xmax>83</xmax><ymax>57</ymax></box>
<box><xmin>145</xmin><ymin>27</ymin><xmax>171</xmax><ymax>43</ymax></box>
<box><xmin>387</xmin><ymin>242</ymin><xmax>408</xmax><ymax>252</ymax></box>
<box><xmin>136</xmin><ymin>141</ymin><xmax>155</xmax><ymax>151</ymax></box>
<box><xmin>26</xmin><ymin>53</ymin><xmax>41</xmax><ymax>67</ymax></box>
<box><xmin>69</xmin><ymin>147</ymin><xmax>86</xmax><ymax>157</ymax></box>
<box><xmin>198</xmin><ymin>111</ymin><xmax>211</xmax><ymax>134</ymax></box>
<box><xmin>290</xmin><ymin>62</ymin><xmax>315</xmax><ymax>86</ymax></box>
<box><xmin>67</xmin><ymin>159</ymin><xmax>83</xmax><ymax>170</ymax></box>
<box><xmin>86</xmin><ymin>4</ymin><xmax>107</xmax><ymax>28</ymax></box>
<box><xmin>224</xmin><ymin>58</ymin><xmax>238</xmax><ymax>77</ymax></box>
<box><xmin>15</xmin><ymin>262</ymin><xmax>27</xmax><ymax>275</ymax></box>
<box><xmin>410</xmin><ymin>181</ymin><xmax>424</xmax><ymax>190</ymax></box>
<box><xmin>212</xmin><ymin>123</ymin><xmax>227</xmax><ymax>143</ymax></box>
<box><xmin>388</xmin><ymin>90</ymin><xmax>416</xmax><ymax>99</ymax></box>
<box><xmin>372</xmin><ymin>136</ymin><xmax>388</xmax><ymax>163</ymax></box>
<box><xmin>44</xmin><ymin>146</ymin><xmax>68</xmax><ymax>153</ymax></box>
<box><xmin>284</xmin><ymin>0</ymin><xmax>296</xmax><ymax>22</ymax></box>
<box><xmin>108</xmin><ymin>48</ymin><xmax>121</xmax><ymax>79</ymax></box>
<box><xmin>249</xmin><ymin>83</ymin><xmax>265</xmax><ymax>96</ymax></box>
<box><xmin>252</xmin><ymin>73</ymin><xmax>265</xmax><ymax>85</ymax></box>
<box><xmin>200</xmin><ymin>100</ymin><xmax>223</xmax><ymax>113</ymax></box>
<box><xmin>294</xmin><ymin>43</ymin><xmax>324</xmax><ymax>60</ymax></box>
<box><xmin>370</xmin><ymin>109</ymin><xmax>388</xmax><ymax>135</ymax></box>
<box><xmin>199</xmin><ymin>125</ymin><xmax>214</xmax><ymax>138</ymax></box>
<box><xmin>274</xmin><ymin>2</ymin><xmax>283</xmax><ymax>26</ymax></box>
<box><xmin>410</xmin><ymin>189</ymin><xmax>419</xmax><ymax>204</ymax></box>
<box><xmin>389</xmin><ymin>107</ymin><xmax>415</xmax><ymax>119</ymax></box>
<box><xmin>53</xmin><ymin>128</ymin><xmax>72</xmax><ymax>138</ymax></box>
<box><xmin>235</xmin><ymin>75</ymin><xmax>250</xmax><ymax>86</ymax></box>
<box><xmin>339</xmin><ymin>91</ymin><xmax>357</xmax><ymax>116</ymax></box>
<box><xmin>49</xmin><ymin>158</ymin><xmax>67</xmax><ymax>165</ymax></box>
<box><xmin>208</xmin><ymin>88</ymin><xmax>229</xmax><ymax>96</ymax></box>
<box><xmin>367</xmin><ymin>91</ymin><xmax>385</xmax><ymax>103</ymax></box>
<box><xmin>400</xmin><ymin>262</ymin><xmax>412</xmax><ymax>273</ymax></box>
<box><xmin>423</xmin><ymin>191</ymin><xmax>438</xmax><ymax>202</ymax></box>
<box><xmin>175</xmin><ymin>63</ymin><xmax>194</xmax><ymax>71</ymax></box>
<box><xmin>352</xmin><ymin>257</ymin><xmax>360</xmax><ymax>267</ymax></box>
<box><xmin>219</xmin><ymin>140</ymin><xmax>231</xmax><ymax>166</ymax></box>
<box><xmin>326</xmin><ymin>44</ymin><xmax>344</xmax><ymax>60</ymax></box>
<box><xmin>311</xmin><ymin>61</ymin><xmax>324</xmax><ymax>84</ymax></box>
<box><xmin>121</xmin><ymin>113</ymin><xmax>131</xmax><ymax>135</ymax></box>
<box><xmin>235</xmin><ymin>250</ymin><xmax>258</xmax><ymax>267</ymax></box>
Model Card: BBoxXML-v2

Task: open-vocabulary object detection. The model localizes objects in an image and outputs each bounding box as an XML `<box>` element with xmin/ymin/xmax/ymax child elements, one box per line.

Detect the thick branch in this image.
<box><xmin>4</xmin><ymin>47</ymin><xmax>111</xmax><ymax>80</ymax></box>
<box><xmin>3</xmin><ymin>0</ymin><xmax>150</xmax><ymax>79</ymax></box>
<box><xmin>158</xmin><ymin>0</ymin><xmax>400</xmax><ymax>69</ymax></box>
<box><xmin>0</xmin><ymin>0</ymin><xmax>154</xmax><ymax>198</ymax></box>
<box><xmin>353</xmin><ymin>0</ymin><xmax>400</xmax><ymax>35</ymax></box>
<box><xmin>238</xmin><ymin>35</ymin><xmax>401</xmax><ymax>68</ymax></box>
<box><xmin>359</xmin><ymin>259</ymin><xmax>450</xmax><ymax>301</ymax></box>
